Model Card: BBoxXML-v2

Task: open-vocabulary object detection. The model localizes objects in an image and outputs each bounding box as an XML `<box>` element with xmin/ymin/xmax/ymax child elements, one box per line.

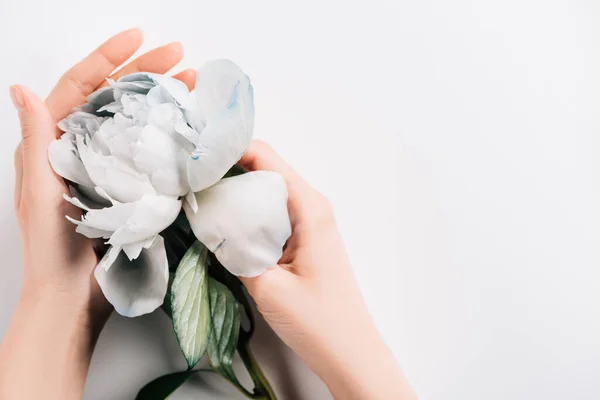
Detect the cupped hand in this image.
<box><xmin>12</xmin><ymin>28</ymin><xmax>196</xmax><ymax>325</ymax></box>
<box><xmin>239</xmin><ymin>141</ymin><xmax>417</xmax><ymax>400</ymax></box>
<box><xmin>1</xmin><ymin>29</ymin><xmax>196</xmax><ymax>400</ymax></box>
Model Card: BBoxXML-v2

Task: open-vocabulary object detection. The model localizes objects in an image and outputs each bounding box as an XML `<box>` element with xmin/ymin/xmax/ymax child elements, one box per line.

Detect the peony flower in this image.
<box><xmin>48</xmin><ymin>60</ymin><xmax>291</xmax><ymax>317</ymax></box>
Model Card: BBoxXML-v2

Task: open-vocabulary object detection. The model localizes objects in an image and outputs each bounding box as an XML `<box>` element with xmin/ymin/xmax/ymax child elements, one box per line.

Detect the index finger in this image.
<box><xmin>239</xmin><ymin>140</ymin><xmax>306</xmax><ymax>187</ymax></box>
<box><xmin>45</xmin><ymin>28</ymin><xmax>143</xmax><ymax>122</ymax></box>
<box><xmin>239</xmin><ymin>140</ymin><xmax>320</xmax><ymax>227</ymax></box>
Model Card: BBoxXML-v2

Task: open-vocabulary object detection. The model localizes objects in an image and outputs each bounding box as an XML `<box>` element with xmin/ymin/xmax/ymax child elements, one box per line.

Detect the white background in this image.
<box><xmin>0</xmin><ymin>1</ymin><xmax>599</xmax><ymax>399</ymax></box>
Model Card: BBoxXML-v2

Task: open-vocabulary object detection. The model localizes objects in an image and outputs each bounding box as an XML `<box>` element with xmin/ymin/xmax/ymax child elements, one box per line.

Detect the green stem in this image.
<box><xmin>226</xmin><ymin>377</ymin><xmax>256</xmax><ymax>399</ymax></box>
<box><xmin>237</xmin><ymin>340</ymin><xmax>277</xmax><ymax>400</ymax></box>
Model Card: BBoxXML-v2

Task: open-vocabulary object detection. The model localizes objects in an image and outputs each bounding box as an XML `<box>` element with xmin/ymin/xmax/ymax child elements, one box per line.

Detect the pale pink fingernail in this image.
<box><xmin>9</xmin><ymin>86</ymin><xmax>25</xmax><ymax>111</ymax></box>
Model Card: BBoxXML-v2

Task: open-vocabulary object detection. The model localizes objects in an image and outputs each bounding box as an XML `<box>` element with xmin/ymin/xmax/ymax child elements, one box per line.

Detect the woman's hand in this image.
<box><xmin>239</xmin><ymin>141</ymin><xmax>417</xmax><ymax>400</ymax></box>
<box><xmin>0</xmin><ymin>28</ymin><xmax>196</xmax><ymax>400</ymax></box>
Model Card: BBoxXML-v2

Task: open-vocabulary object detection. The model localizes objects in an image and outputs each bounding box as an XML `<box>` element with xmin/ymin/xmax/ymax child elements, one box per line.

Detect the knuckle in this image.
<box><xmin>63</xmin><ymin>73</ymin><xmax>96</xmax><ymax>98</ymax></box>
<box><xmin>19</xmin><ymin>130</ymin><xmax>41</xmax><ymax>150</ymax></box>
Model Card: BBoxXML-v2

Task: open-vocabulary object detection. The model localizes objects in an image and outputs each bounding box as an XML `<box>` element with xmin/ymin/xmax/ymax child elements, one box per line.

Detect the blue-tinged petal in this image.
<box><xmin>94</xmin><ymin>236</ymin><xmax>169</xmax><ymax>317</ymax></box>
<box><xmin>195</xmin><ymin>59</ymin><xmax>254</xmax><ymax>129</ymax></box>
<box><xmin>58</xmin><ymin>111</ymin><xmax>107</xmax><ymax>136</ymax></box>
<box><xmin>186</xmin><ymin>60</ymin><xmax>254</xmax><ymax>192</ymax></box>
<box><xmin>119</xmin><ymin>72</ymin><xmax>194</xmax><ymax>110</ymax></box>
<box><xmin>110</xmin><ymin>78</ymin><xmax>155</xmax><ymax>95</ymax></box>
<box><xmin>184</xmin><ymin>171</ymin><xmax>291</xmax><ymax>277</ymax></box>
<box><xmin>79</xmin><ymin>86</ymin><xmax>116</xmax><ymax>114</ymax></box>
<box><xmin>97</xmin><ymin>101</ymin><xmax>123</xmax><ymax>114</ymax></box>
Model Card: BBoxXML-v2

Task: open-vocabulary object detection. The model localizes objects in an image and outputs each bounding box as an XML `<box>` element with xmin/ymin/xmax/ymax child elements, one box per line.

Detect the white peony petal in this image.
<box><xmin>98</xmin><ymin>245</ymin><xmax>122</xmax><ymax>271</ymax></box>
<box><xmin>97</xmin><ymin>101</ymin><xmax>123</xmax><ymax>114</ymax></box>
<box><xmin>108</xmin><ymin>195</ymin><xmax>181</xmax><ymax>246</ymax></box>
<box><xmin>122</xmin><ymin>242</ymin><xmax>144</xmax><ymax>260</ymax></box>
<box><xmin>87</xmin><ymin>86</ymin><xmax>115</xmax><ymax>106</ymax></box>
<box><xmin>95</xmin><ymin>187</ymin><xmax>119</xmax><ymax>204</ymax></box>
<box><xmin>121</xmin><ymin>93</ymin><xmax>147</xmax><ymax>118</ymax></box>
<box><xmin>111</xmin><ymin>79</ymin><xmax>154</xmax><ymax>95</ymax></box>
<box><xmin>48</xmin><ymin>134</ymin><xmax>95</xmax><ymax>186</ymax></box>
<box><xmin>183</xmin><ymin>108</ymin><xmax>206</xmax><ymax>136</ymax></box>
<box><xmin>122</xmin><ymin>236</ymin><xmax>156</xmax><ymax>260</ymax></box>
<box><xmin>149</xmin><ymin>74</ymin><xmax>195</xmax><ymax>109</ymax></box>
<box><xmin>68</xmin><ymin>201</ymin><xmax>137</xmax><ymax>233</ymax></box>
<box><xmin>65</xmin><ymin>216</ymin><xmax>113</xmax><ymax>239</ymax></box>
<box><xmin>184</xmin><ymin>171</ymin><xmax>291</xmax><ymax>277</ymax></box>
<box><xmin>94</xmin><ymin>237</ymin><xmax>169</xmax><ymax>317</ymax></box>
<box><xmin>131</xmin><ymin>125</ymin><xmax>189</xmax><ymax>196</ymax></box>
<box><xmin>184</xmin><ymin>190</ymin><xmax>198</xmax><ymax>213</ymax></box>
<box><xmin>58</xmin><ymin>111</ymin><xmax>107</xmax><ymax>136</ymax></box>
<box><xmin>65</xmin><ymin>192</ymin><xmax>180</xmax><ymax>247</ymax></box>
<box><xmin>69</xmin><ymin>185</ymin><xmax>112</xmax><ymax>209</ymax></box>
<box><xmin>63</xmin><ymin>193</ymin><xmax>90</xmax><ymax>211</ymax></box>
<box><xmin>119</xmin><ymin>73</ymin><xmax>194</xmax><ymax>109</ymax></box>
<box><xmin>76</xmin><ymin>135</ymin><xmax>156</xmax><ymax>203</ymax></box>
<box><xmin>195</xmin><ymin>59</ymin><xmax>254</xmax><ymax>125</ymax></box>
<box><xmin>187</xmin><ymin>60</ymin><xmax>254</xmax><ymax>192</ymax></box>
<box><xmin>148</xmin><ymin>103</ymin><xmax>200</xmax><ymax>149</ymax></box>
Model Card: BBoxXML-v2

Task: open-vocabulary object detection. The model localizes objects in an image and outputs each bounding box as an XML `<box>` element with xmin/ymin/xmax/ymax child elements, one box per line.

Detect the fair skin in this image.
<box><xmin>0</xmin><ymin>29</ymin><xmax>416</xmax><ymax>400</ymax></box>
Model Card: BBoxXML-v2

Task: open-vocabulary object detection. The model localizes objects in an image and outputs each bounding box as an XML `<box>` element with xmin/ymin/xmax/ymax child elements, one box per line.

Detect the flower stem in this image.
<box><xmin>237</xmin><ymin>339</ymin><xmax>277</xmax><ymax>400</ymax></box>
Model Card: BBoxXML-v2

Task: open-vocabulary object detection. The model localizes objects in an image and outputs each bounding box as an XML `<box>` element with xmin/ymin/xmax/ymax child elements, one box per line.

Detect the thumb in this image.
<box><xmin>10</xmin><ymin>85</ymin><xmax>57</xmax><ymax>183</ymax></box>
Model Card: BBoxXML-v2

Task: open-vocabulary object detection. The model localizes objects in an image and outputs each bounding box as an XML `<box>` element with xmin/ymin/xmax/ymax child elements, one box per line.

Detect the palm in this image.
<box><xmin>14</xmin><ymin>29</ymin><xmax>197</xmax><ymax>321</ymax></box>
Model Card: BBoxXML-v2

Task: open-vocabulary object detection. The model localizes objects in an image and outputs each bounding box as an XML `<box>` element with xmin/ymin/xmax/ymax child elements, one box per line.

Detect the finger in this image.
<box><xmin>11</xmin><ymin>85</ymin><xmax>59</xmax><ymax>186</ymax></box>
<box><xmin>45</xmin><ymin>28</ymin><xmax>144</xmax><ymax>122</ymax></box>
<box><xmin>172</xmin><ymin>68</ymin><xmax>196</xmax><ymax>91</ymax></box>
<box><xmin>14</xmin><ymin>144</ymin><xmax>23</xmax><ymax>211</ymax></box>
<box><xmin>239</xmin><ymin>140</ymin><xmax>319</xmax><ymax>229</ymax></box>
<box><xmin>101</xmin><ymin>42</ymin><xmax>185</xmax><ymax>86</ymax></box>
<box><xmin>239</xmin><ymin>140</ymin><xmax>306</xmax><ymax>186</ymax></box>
<box><xmin>240</xmin><ymin>140</ymin><xmax>336</xmax><ymax>237</ymax></box>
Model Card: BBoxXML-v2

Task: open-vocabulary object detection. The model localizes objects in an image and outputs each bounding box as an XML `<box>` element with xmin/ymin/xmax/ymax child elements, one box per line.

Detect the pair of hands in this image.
<box><xmin>1</xmin><ymin>29</ymin><xmax>415</xmax><ymax>400</ymax></box>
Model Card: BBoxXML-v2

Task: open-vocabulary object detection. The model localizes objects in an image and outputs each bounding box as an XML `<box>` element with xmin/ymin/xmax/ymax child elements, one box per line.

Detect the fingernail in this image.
<box><xmin>169</xmin><ymin>41</ymin><xmax>184</xmax><ymax>53</ymax></box>
<box><xmin>127</xmin><ymin>27</ymin><xmax>143</xmax><ymax>36</ymax></box>
<box><xmin>9</xmin><ymin>86</ymin><xmax>25</xmax><ymax>111</ymax></box>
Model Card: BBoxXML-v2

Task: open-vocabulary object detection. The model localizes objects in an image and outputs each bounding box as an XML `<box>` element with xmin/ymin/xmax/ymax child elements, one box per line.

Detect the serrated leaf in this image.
<box><xmin>207</xmin><ymin>277</ymin><xmax>242</xmax><ymax>384</ymax></box>
<box><xmin>171</xmin><ymin>241</ymin><xmax>210</xmax><ymax>369</ymax></box>
<box><xmin>135</xmin><ymin>370</ymin><xmax>197</xmax><ymax>400</ymax></box>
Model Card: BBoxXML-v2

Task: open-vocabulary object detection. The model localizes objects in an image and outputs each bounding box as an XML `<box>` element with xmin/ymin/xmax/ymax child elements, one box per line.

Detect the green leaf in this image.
<box><xmin>171</xmin><ymin>241</ymin><xmax>211</xmax><ymax>369</ymax></box>
<box><xmin>161</xmin><ymin>272</ymin><xmax>176</xmax><ymax>318</ymax></box>
<box><xmin>207</xmin><ymin>253</ymin><xmax>255</xmax><ymax>337</ymax></box>
<box><xmin>135</xmin><ymin>370</ymin><xmax>197</xmax><ymax>400</ymax></box>
<box><xmin>207</xmin><ymin>277</ymin><xmax>242</xmax><ymax>384</ymax></box>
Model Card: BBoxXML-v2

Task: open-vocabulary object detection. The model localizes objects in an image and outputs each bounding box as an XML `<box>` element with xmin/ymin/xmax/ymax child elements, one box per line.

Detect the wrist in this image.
<box><xmin>304</xmin><ymin>303</ymin><xmax>414</xmax><ymax>400</ymax></box>
<box><xmin>0</xmin><ymin>282</ymin><xmax>106</xmax><ymax>400</ymax></box>
<box><xmin>19</xmin><ymin>280</ymin><xmax>110</xmax><ymax>339</ymax></box>
<box><xmin>316</xmin><ymin>332</ymin><xmax>413</xmax><ymax>400</ymax></box>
